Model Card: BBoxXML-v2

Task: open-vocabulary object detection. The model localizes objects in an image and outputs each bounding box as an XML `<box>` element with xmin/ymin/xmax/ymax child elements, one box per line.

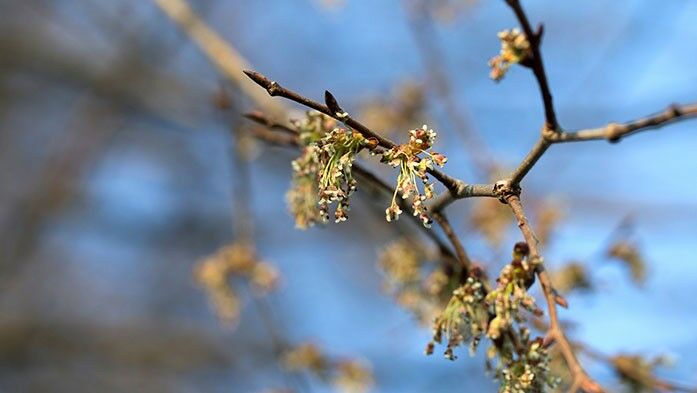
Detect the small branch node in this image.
<box><xmin>494</xmin><ymin>180</ymin><xmax>521</xmax><ymax>203</ymax></box>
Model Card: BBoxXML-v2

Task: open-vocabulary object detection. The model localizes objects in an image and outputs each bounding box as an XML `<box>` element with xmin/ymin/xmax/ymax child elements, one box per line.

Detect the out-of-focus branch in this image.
<box><xmin>505</xmin><ymin>195</ymin><xmax>604</xmax><ymax>393</ymax></box>
<box><xmin>152</xmin><ymin>0</ymin><xmax>286</xmax><ymax>117</ymax></box>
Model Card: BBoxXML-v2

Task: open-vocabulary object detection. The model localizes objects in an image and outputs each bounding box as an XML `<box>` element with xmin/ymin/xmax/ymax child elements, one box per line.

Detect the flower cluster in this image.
<box><xmin>287</xmin><ymin>112</ymin><xmax>370</xmax><ymax>227</ymax></box>
<box><xmin>378</xmin><ymin>238</ymin><xmax>457</xmax><ymax>325</ymax></box>
<box><xmin>488</xmin><ymin>28</ymin><xmax>532</xmax><ymax>81</ymax></box>
<box><xmin>489</xmin><ymin>327</ymin><xmax>559</xmax><ymax>393</ymax></box>
<box><xmin>381</xmin><ymin>125</ymin><xmax>447</xmax><ymax>227</ymax></box>
<box><xmin>316</xmin><ymin>128</ymin><xmax>369</xmax><ymax>223</ymax></box>
<box><xmin>282</xmin><ymin>342</ymin><xmax>373</xmax><ymax>393</ymax></box>
<box><xmin>426</xmin><ymin>243</ymin><xmax>559</xmax><ymax>392</ymax></box>
<box><xmin>287</xmin><ymin>112</ymin><xmax>336</xmax><ymax>229</ymax></box>
<box><xmin>485</xmin><ymin>243</ymin><xmax>542</xmax><ymax>341</ymax></box>
<box><xmin>194</xmin><ymin>241</ymin><xmax>279</xmax><ymax>325</ymax></box>
<box><xmin>426</xmin><ymin>276</ymin><xmax>489</xmax><ymax>360</ymax></box>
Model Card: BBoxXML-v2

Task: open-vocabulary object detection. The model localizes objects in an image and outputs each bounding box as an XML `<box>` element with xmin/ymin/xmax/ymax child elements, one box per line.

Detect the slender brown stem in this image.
<box><xmin>508</xmin><ymin>138</ymin><xmax>551</xmax><ymax>187</ymax></box>
<box><xmin>506</xmin><ymin>195</ymin><xmax>604</xmax><ymax>393</ymax></box>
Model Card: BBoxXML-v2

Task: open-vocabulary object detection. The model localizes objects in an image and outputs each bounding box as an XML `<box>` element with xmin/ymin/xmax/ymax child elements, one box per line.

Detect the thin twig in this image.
<box><xmin>547</xmin><ymin>103</ymin><xmax>697</xmax><ymax>144</ymax></box>
<box><xmin>507</xmin><ymin>102</ymin><xmax>697</xmax><ymax>187</ymax></box>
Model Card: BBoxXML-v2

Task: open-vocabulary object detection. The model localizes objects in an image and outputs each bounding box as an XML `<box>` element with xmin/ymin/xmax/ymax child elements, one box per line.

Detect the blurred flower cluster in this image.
<box><xmin>282</xmin><ymin>342</ymin><xmax>373</xmax><ymax>393</ymax></box>
<box><xmin>194</xmin><ymin>241</ymin><xmax>279</xmax><ymax>325</ymax></box>
<box><xmin>359</xmin><ymin>81</ymin><xmax>426</xmax><ymax>137</ymax></box>
<box><xmin>378</xmin><ymin>238</ymin><xmax>457</xmax><ymax>325</ymax></box>
<box><xmin>485</xmin><ymin>243</ymin><xmax>542</xmax><ymax>341</ymax></box>
<box><xmin>425</xmin><ymin>276</ymin><xmax>488</xmax><ymax>359</ymax></box>
<box><xmin>607</xmin><ymin>240</ymin><xmax>646</xmax><ymax>285</ymax></box>
<box><xmin>611</xmin><ymin>353</ymin><xmax>674</xmax><ymax>392</ymax></box>
<box><xmin>550</xmin><ymin>262</ymin><xmax>592</xmax><ymax>294</ymax></box>
<box><xmin>381</xmin><ymin>125</ymin><xmax>447</xmax><ymax>227</ymax></box>
<box><xmin>488</xmin><ymin>28</ymin><xmax>531</xmax><ymax>81</ymax></box>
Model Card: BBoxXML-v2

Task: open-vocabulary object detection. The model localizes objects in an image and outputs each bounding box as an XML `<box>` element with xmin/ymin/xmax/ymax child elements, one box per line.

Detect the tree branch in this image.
<box><xmin>507</xmin><ymin>102</ymin><xmax>697</xmax><ymax>187</ymax></box>
<box><xmin>243</xmin><ymin>70</ymin><xmax>494</xmax><ymax>198</ymax></box>
<box><xmin>152</xmin><ymin>0</ymin><xmax>286</xmax><ymax>117</ymax></box>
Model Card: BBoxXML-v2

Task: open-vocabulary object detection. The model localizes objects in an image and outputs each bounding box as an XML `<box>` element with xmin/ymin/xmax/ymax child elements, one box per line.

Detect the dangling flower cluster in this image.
<box><xmin>488</xmin><ymin>327</ymin><xmax>560</xmax><ymax>393</ymax></box>
<box><xmin>425</xmin><ymin>276</ymin><xmax>489</xmax><ymax>360</ymax></box>
<box><xmin>282</xmin><ymin>342</ymin><xmax>374</xmax><ymax>393</ymax></box>
<box><xmin>194</xmin><ymin>241</ymin><xmax>279</xmax><ymax>325</ymax></box>
<box><xmin>378</xmin><ymin>238</ymin><xmax>456</xmax><ymax>325</ymax></box>
<box><xmin>316</xmin><ymin>128</ymin><xmax>369</xmax><ymax>223</ymax></box>
<box><xmin>426</xmin><ymin>243</ymin><xmax>559</xmax><ymax>392</ymax></box>
<box><xmin>287</xmin><ymin>112</ymin><xmax>370</xmax><ymax>226</ymax></box>
<box><xmin>489</xmin><ymin>28</ymin><xmax>532</xmax><ymax>81</ymax></box>
<box><xmin>381</xmin><ymin>125</ymin><xmax>447</xmax><ymax>227</ymax></box>
<box><xmin>287</xmin><ymin>112</ymin><xmax>336</xmax><ymax>229</ymax></box>
<box><xmin>485</xmin><ymin>243</ymin><xmax>541</xmax><ymax>340</ymax></box>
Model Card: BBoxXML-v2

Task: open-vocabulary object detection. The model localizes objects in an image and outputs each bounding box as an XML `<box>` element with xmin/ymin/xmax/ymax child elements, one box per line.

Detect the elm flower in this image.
<box><xmin>488</xmin><ymin>28</ymin><xmax>532</xmax><ymax>81</ymax></box>
<box><xmin>382</xmin><ymin>125</ymin><xmax>447</xmax><ymax>228</ymax></box>
<box><xmin>316</xmin><ymin>128</ymin><xmax>368</xmax><ymax>223</ymax></box>
<box><xmin>287</xmin><ymin>112</ymin><xmax>336</xmax><ymax>229</ymax></box>
<box><xmin>426</xmin><ymin>276</ymin><xmax>489</xmax><ymax>360</ymax></box>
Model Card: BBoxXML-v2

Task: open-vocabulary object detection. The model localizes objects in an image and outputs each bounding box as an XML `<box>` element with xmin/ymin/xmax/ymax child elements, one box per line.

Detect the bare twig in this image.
<box><xmin>507</xmin><ymin>102</ymin><xmax>697</xmax><ymax>186</ymax></box>
<box><xmin>547</xmin><ymin>103</ymin><xmax>697</xmax><ymax>144</ymax></box>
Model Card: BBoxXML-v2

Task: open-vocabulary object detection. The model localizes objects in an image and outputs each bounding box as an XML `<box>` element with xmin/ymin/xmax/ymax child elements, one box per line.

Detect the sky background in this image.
<box><xmin>1</xmin><ymin>0</ymin><xmax>696</xmax><ymax>392</ymax></box>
